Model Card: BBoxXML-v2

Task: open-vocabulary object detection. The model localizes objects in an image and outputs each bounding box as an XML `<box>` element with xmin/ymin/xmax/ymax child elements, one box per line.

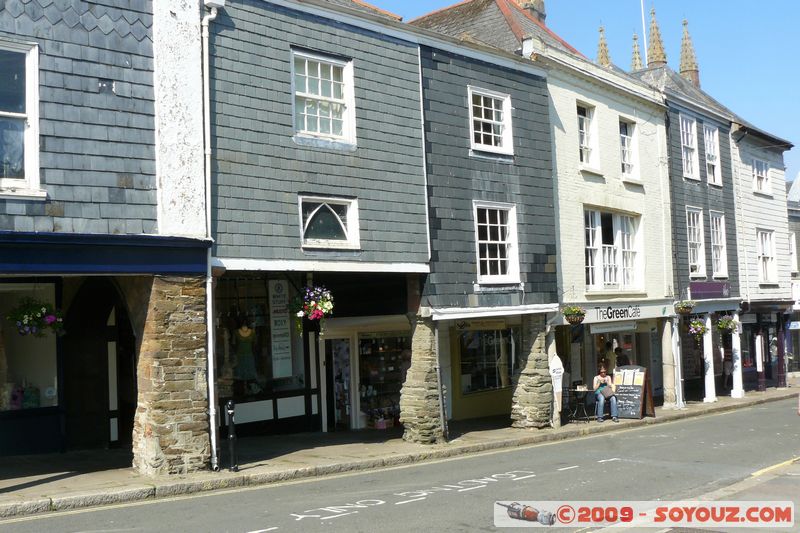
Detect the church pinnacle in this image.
<box><xmin>647</xmin><ymin>7</ymin><xmax>667</xmax><ymax>68</ymax></box>
<box><xmin>597</xmin><ymin>26</ymin><xmax>612</xmax><ymax>67</ymax></box>
<box><xmin>679</xmin><ymin>19</ymin><xmax>700</xmax><ymax>87</ymax></box>
<box><xmin>631</xmin><ymin>32</ymin><xmax>643</xmax><ymax>71</ymax></box>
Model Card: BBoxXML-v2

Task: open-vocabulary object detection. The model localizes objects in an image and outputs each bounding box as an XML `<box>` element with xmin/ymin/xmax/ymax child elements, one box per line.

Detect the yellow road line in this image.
<box><xmin>751</xmin><ymin>456</ymin><xmax>800</xmax><ymax>478</ymax></box>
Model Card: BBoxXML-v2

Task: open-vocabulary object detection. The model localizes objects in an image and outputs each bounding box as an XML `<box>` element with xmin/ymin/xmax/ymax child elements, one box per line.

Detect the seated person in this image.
<box><xmin>592</xmin><ymin>365</ymin><xmax>619</xmax><ymax>423</ymax></box>
<box><xmin>615</xmin><ymin>347</ymin><xmax>630</xmax><ymax>367</ymax></box>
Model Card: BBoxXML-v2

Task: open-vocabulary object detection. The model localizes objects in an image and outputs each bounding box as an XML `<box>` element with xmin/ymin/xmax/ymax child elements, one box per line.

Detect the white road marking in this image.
<box><xmin>457</xmin><ymin>485</ymin><xmax>485</xmax><ymax>492</ymax></box>
<box><xmin>597</xmin><ymin>458</ymin><xmax>620</xmax><ymax>463</ymax></box>
<box><xmin>247</xmin><ymin>528</ymin><xmax>278</xmax><ymax>533</ymax></box>
<box><xmin>395</xmin><ymin>498</ymin><xmax>426</xmax><ymax>505</ymax></box>
<box><xmin>557</xmin><ymin>465</ymin><xmax>579</xmax><ymax>471</ymax></box>
<box><xmin>511</xmin><ymin>473</ymin><xmax>536</xmax><ymax>480</ymax></box>
<box><xmin>320</xmin><ymin>512</ymin><xmax>358</xmax><ymax>520</ymax></box>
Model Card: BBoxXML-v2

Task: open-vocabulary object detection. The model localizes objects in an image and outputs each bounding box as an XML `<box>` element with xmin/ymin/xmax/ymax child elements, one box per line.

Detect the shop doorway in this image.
<box><xmin>324</xmin><ymin>338</ymin><xmax>352</xmax><ymax>431</ymax></box>
<box><xmin>63</xmin><ymin>279</ymin><xmax>136</xmax><ymax>450</ymax></box>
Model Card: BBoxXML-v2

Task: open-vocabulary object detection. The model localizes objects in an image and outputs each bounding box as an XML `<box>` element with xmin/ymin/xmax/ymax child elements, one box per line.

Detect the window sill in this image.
<box><xmin>584</xmin><ymin>289</ymin><xmax>647</xmax><ymax>297</ymax></box>
<box><xmin>0</xmin><ymin>187</ymin><xmax>47</xmax><ymax>201</ymax></box>
<box><xmin>621</xmin><ymin>175</ymin><xmax>643</xmax><ymax>186</ymax></box>
<box><xmin>689</xmin><ymin>274</ymin><xmax>707</xmax><ymax>280</ymax></box>
<box><xmin>469</xmin><ymin>149</ymin><xmax>514</xmax><ymax>164</ymax></box>
<box><xmin>292</xmin><ymin>134</ymin><xmax>357</xmax><ymax>152</ymax></box>
<box><xmin>712</xmin><ymin>275</ymin><xmax>729</xmax><ymax>280</ymax></box>
<box><xmin>707</xmin><ymin>181</ymin><xmax>723</xmax><ymax>188</ymax></box>
<box><xmin>758</xmin><ymin>282</ymin><xmax>780</xmax><ymax>288</ymax></box>
<box><xmin>683</xmin><ymin>175</ymin><xmax>701</xmax><ymax>182</ymax></box>
<box><xmin>473</xmin><ymin>281</ymin><xmax>523</xmax><ymax>293</ymax></box>
<box><xmin>302</xmin><ymin>243</ymin><xmax>361</xmax><ymax>251</ymax></box>
<box><xmin>752</xmin><ymin>190</ymin><xmax>773</xmax><ymax>199</ymax></box>
<box><xmin>579</xmin><ymin>165</ymin><xmax>604</xmax><ymax>177</ymax></box>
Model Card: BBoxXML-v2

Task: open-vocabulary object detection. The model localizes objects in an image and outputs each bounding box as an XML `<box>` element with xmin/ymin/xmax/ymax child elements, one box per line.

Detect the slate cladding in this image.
<box><xmin>665</xmin><ymin>104</ymin><xmax>740</xmax><ymax>298</ymax></box>
<box><xmin>419</xmin><ymin>46</ymin><xmax>556</xmax><ymax>308</ymax></box>
<box><xmin>210</xmin><ymin>1</ymin><xmax>428</xmax><ymax>263</ymax></box>
<box><xmin>0</xmin><ymin>0</ymin><xmax>157</xmax><ymax>235</ymax></box>
<box><xmin>631</xmin><ymin>66</ymin><xmax>740</xmax><ymax>298</ymax></box>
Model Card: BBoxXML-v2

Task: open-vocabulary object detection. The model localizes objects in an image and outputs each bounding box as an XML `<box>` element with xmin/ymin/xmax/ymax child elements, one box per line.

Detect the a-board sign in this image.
<box><xmin>612</xmin><ymin>365</ymin><xmax>655</xmax><ymax>419</ymax></box>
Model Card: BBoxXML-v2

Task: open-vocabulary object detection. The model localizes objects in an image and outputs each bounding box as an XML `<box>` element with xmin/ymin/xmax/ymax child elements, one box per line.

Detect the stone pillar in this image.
<box><xmin>511</xmin><ymin>314</ymin><xmax>552</xmax><ymax>429</ymax></box>
<box><xmin>399</xmin><ymin>315</ymin><xmax>443</xmax><ymax>444</ymax></box>
<box><xmin>661</xmin><ymin>318</ymin><xmax>677</xmax><ymax>407</ymax></box>
<box><xmin>132</xmin><ymin>276</ymin><xmax>210</xmax><ymax>476</ymax></box>
<box><xmin>672</xmin><ymin>320</ymin><xmax>686</xmax><ymax>408</ymax></box>
<box><xmin>731</xmin><ymin>312</ymin><xmax>745</xmax><ymax>398</ymax></box>
<box><xmin>702</xmin><ymin>313</ymin><xmax>717</xmax><ymax>403</ymax></box>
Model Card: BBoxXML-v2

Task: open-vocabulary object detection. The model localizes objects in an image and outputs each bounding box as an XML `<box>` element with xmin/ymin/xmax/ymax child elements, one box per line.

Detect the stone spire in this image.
<box><xmin>647</xmin><ymin>7</ymin><xmax>667</xmax><ymax>68</ymax></box>
<box><xmin>631</xmin><ymin>32</ymin><xmax>643</xmax><ymax>71</ymax></box>
<box><xmin>597</xmin><ymin>26</ymin><xmax>612</xmax><ymax>67</ymax></box>
<box><xmin>679</xmin><ymin>19</ymin><xmax>700</xmax><ymax>87</ymax></box>
<box><xmin>512</xmin><ymin>0</ymin><xmax>546</xmax><ymax>23</ymax></box>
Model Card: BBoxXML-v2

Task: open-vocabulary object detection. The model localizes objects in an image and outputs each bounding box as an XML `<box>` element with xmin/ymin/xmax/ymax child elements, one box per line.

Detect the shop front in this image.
<box><xmin>212</xmin><ymin>271</ymin><xmax>416</xmax><ymax>436</ymax></box>
<box><xmin>554</xmin><ymin>300</ymin><xmax>672</xmax><ymax>404</ymax></box>
<box><xmin>0</xmin><ymin>232</ymin><xmax>210</xmax><ymax>473</ymax></box>
<box><xmin>448</xmin><ymin>318</ymin><xmax>522</xmax><ymax>421</ymax></box>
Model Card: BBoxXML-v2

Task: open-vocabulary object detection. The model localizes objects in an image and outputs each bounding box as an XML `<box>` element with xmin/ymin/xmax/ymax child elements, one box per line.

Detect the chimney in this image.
<box><xmin>513</xmin><ymin>0</ymin><xmax>546</xmax><ymax>23</ymax></box>
<box><xmin>679</xmin><ymin>20</ymin><xmax>700</xmax><ymax>87</ymax></box>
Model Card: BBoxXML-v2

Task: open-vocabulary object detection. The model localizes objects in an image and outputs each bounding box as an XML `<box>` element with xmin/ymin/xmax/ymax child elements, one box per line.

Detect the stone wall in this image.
<box><xmin>399</xmin><ymin>315</ymin><xmax>444</xmax><ymax>444</ymax></box>
<box><xmin>132</xmin><ymin>276</ymin><xmax>210</xmax><ymax>475</ymax></box>
<box><xmin>510</xmin><ymin>314</ymin><xmax>552</xmax><ymax>428</ymax></box>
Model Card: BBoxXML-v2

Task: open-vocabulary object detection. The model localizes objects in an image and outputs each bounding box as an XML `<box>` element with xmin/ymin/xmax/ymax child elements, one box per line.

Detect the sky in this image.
<box><xmin>375</xmin><ymin>0</ymin><xmax>799</xmax><ymax>182</ymax></box>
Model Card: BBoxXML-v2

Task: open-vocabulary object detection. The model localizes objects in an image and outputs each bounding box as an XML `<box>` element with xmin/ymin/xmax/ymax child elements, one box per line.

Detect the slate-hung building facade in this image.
<box><xmin>208</xmin><ymin>0</ymin><xmax>429</xmax><ymax>437</ymax></box>
<box><xmin>630</xmin><ymin>12</ymin><xmax>793</xmax><ymax>403</ymax></box>
<box><xmin>415</xmin><ymin>44</ymin><xmax>558</xmax><ymax>430</ymax></box>
<box><xmin>0</xmin><ymin>0</ymin><xmax>212</xmax><ymax>475</ymax></box>
<box><xmin>413</xmin><ymin>0</ymin><xmax>678</xmax><ymax>408</ymax></box>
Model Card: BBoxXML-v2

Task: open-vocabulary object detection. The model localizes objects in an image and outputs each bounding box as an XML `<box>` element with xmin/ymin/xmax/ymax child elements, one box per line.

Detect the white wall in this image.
<box><xmin>548</xmin><ymin>60</ymin><xmax>672</xmax><ymax>305</ymax></box>
<box><xmin>153</xmin><ymin>0</ymin><xmax>207</xmax><ymax>237</ymax></box>
<box><xmin>730</xmin><ymin>133</ymin><xmax>792</xmax><ymax>301</ymax></box>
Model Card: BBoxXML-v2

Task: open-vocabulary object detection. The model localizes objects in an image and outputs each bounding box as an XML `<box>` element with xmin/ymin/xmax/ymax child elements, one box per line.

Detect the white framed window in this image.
<box><xmin>292</xmin><ymin>49</ymin><xmax>355</xmax><ymax>145</ymax></box>
<box><xmin>756</xmin><ymin>229</ymin><xmax>776</xmax><ymax>283</ymax></box>
<box><xmin>752</xmin><ymin>158</ymin><xmax>770</xmax><ymax>194</ymax></box>
<box><xmin>577</xmin><ymin>104</ymin><xmax>596</xmax><ymax>167</ymax></box>
<box><xmin>473</xmin><ymin>201</ymin><xmax>519</xmax><ymax>284</ymax></box>
<box><xmin>686</xmin><ymin>207</ymin><xmax>705</xmax><ymax>277</ymax></box>
<box><xmin>703</xmin><ymin>124</ymin><xmax>721</xmax><ymax>185</ymax></box>
<box><xmin>298</xmin><ymin>195</ymin><xmax>360</xmax><ymax>249</ymax></box>
<box><xmin>709</xmin><ymin>211</ymin><xmax>727</xmax><ymax>277</ymax></box>
<box><xmin>790</xmin><ymin>232</ymin><xmax>797</xmax><ymax>274</ymax></box>
<box><xmin>468</xmin><ymin>86</ymin><xmax>513</xmax><ymax>155</ymax></box>
<box><xmin>680</xmin><ymin>114</ymin><xmax>699</xmax><ymax>180</ymax></box>
<box><xmin>0</xmin><ymin>40</ymin><xmax>41</xmax><ymax>197</ymax></box>
<box><xmin>619</xmin><ymin>119</ymin><xmax>636</xmax><ymax>178</ymax></box>
<box><xmin>584</xmin><ymin>209</ymin><xmax>641</xmax><ymax>290</ymax></box>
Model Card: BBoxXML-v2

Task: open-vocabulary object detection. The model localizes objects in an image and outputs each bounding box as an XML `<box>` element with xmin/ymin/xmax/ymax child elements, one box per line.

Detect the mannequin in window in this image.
<box><xmin>234</xmin><ymin>319</ymin><xmax>258</xmax><ymax>385</ymax></box>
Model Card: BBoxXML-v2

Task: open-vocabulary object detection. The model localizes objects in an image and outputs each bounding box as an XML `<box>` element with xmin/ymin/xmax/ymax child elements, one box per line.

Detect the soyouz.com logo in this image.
<box><xmin>494</xmin><ymin>501</ymin><xmax>794</xmax><ymax>528</ymax></box>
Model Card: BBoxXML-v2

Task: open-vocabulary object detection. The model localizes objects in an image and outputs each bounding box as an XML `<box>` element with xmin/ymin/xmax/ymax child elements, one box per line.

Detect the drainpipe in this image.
<box><xmin>202</xmin><ymin>1</ymin><xmax>222</xmax><ymax>472</ymax></box>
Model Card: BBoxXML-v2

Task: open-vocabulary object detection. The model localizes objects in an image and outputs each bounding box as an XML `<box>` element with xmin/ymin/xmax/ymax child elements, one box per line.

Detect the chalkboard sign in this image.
<box><xmin>612</xmin><ymin>365</ymin><xmax>655</xmax><ymax>419</ymax></box>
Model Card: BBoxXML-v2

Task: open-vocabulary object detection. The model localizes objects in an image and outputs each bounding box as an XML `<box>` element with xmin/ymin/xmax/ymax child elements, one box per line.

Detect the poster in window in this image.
<box><xmin>268</xmin><ymin>280</ymin><xmax>292</xmax><ymax>378</ymax></box>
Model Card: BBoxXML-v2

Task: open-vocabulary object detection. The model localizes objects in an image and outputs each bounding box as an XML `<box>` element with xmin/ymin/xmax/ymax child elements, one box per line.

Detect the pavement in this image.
<box><xmin>1</xmin><ymin>381</ymin><xmax>798</xmax><ymax>520</ymax></box>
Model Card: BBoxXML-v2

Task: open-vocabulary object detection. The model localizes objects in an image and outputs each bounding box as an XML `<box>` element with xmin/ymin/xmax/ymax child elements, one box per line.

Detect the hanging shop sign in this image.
<box><xmin>788</xmin><ymin>322</ymin><xmax>800</xmax><ymax>330</ymax></box>
<box><xmin>268</xmin><ymin>279</ymin><xmax>292</xmax><ymax>378</ymax></box>
<box><xmin>589</xmin><ymin>321</ymin><xmax>637</xmax><ymax>334</ymax></box>
<box><xmin>689</xmin><ymin>281</ymin><xmax>730</xmax><ymax>300</ymax></box>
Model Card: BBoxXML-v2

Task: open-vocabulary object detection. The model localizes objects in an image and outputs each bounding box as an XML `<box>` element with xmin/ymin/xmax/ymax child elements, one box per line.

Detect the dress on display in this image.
<box><xmin>234</xmin><ymin>328</ymin><xmax>258</xmax><ymax>380</ymax></box>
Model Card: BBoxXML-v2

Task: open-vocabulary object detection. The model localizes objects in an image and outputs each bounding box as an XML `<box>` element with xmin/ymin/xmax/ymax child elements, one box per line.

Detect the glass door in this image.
<box><xmin>325</xmin><ymin>338</ymin><xmax>351</xmax><ymax>430</ymax></box>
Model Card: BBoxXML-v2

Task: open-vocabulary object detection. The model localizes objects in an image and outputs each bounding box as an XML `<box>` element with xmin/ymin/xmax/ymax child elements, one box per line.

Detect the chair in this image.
<box><xmin>570</xmin><ymin>381</ymin><xmax>590</xmax><ymax>423</ymax></box>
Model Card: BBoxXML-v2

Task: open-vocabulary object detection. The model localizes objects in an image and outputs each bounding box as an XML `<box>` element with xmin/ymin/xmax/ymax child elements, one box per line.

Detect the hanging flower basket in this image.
<box><xmin>562</xmin><ymin>305</ymin><xmax>586</xmax><ymax>325</ymax></box>
<box><xmin>674</xmin><ymin>300</ymin><xmax>696</xmax><ymax>315</ymax></box>
<box><xmin>716</xmin><ymin>314</ymin><xmax>738</xmax><ymax>333</ymax></box>
<box><xmin>5</xmin><ymin>298</ymin><xmax>64</xmax><ymax>337</ymax></box>
<box><xmin>687</xmin><ymin>319</ymin><xmax>707</xmax><ymax>344</ymax></box>
<box><xmin>291</xmin><ymin>285</ymin><xmax>334</xmax><ymax>335</ymax></box>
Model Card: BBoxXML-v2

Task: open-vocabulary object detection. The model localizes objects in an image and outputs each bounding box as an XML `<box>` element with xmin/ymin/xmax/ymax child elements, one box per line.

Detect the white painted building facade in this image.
<box><xmin>534</xmin><ymin>42</ymin><xmax>676</xmax><ymax>402</ymax></box>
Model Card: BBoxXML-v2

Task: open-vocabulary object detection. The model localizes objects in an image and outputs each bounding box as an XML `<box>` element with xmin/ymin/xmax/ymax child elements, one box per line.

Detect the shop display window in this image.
<box><xmin>0</xmin><ymin>283</ymin><xmax>59</xmax><ymax>411</ymax></box>
<box><xmin>214</xmin><ymin>276</ymin><xmax>305</xmax><ymax>402</ymax></box>
<box><xmin>459</xmin><ymin>329</ymin><xmax>519</xmax><ymax>394</ymax></box>
<box><xmin>358</xmin><ymin>332</ymin><xmax>410</xmax><ymax>428</ymax></box>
